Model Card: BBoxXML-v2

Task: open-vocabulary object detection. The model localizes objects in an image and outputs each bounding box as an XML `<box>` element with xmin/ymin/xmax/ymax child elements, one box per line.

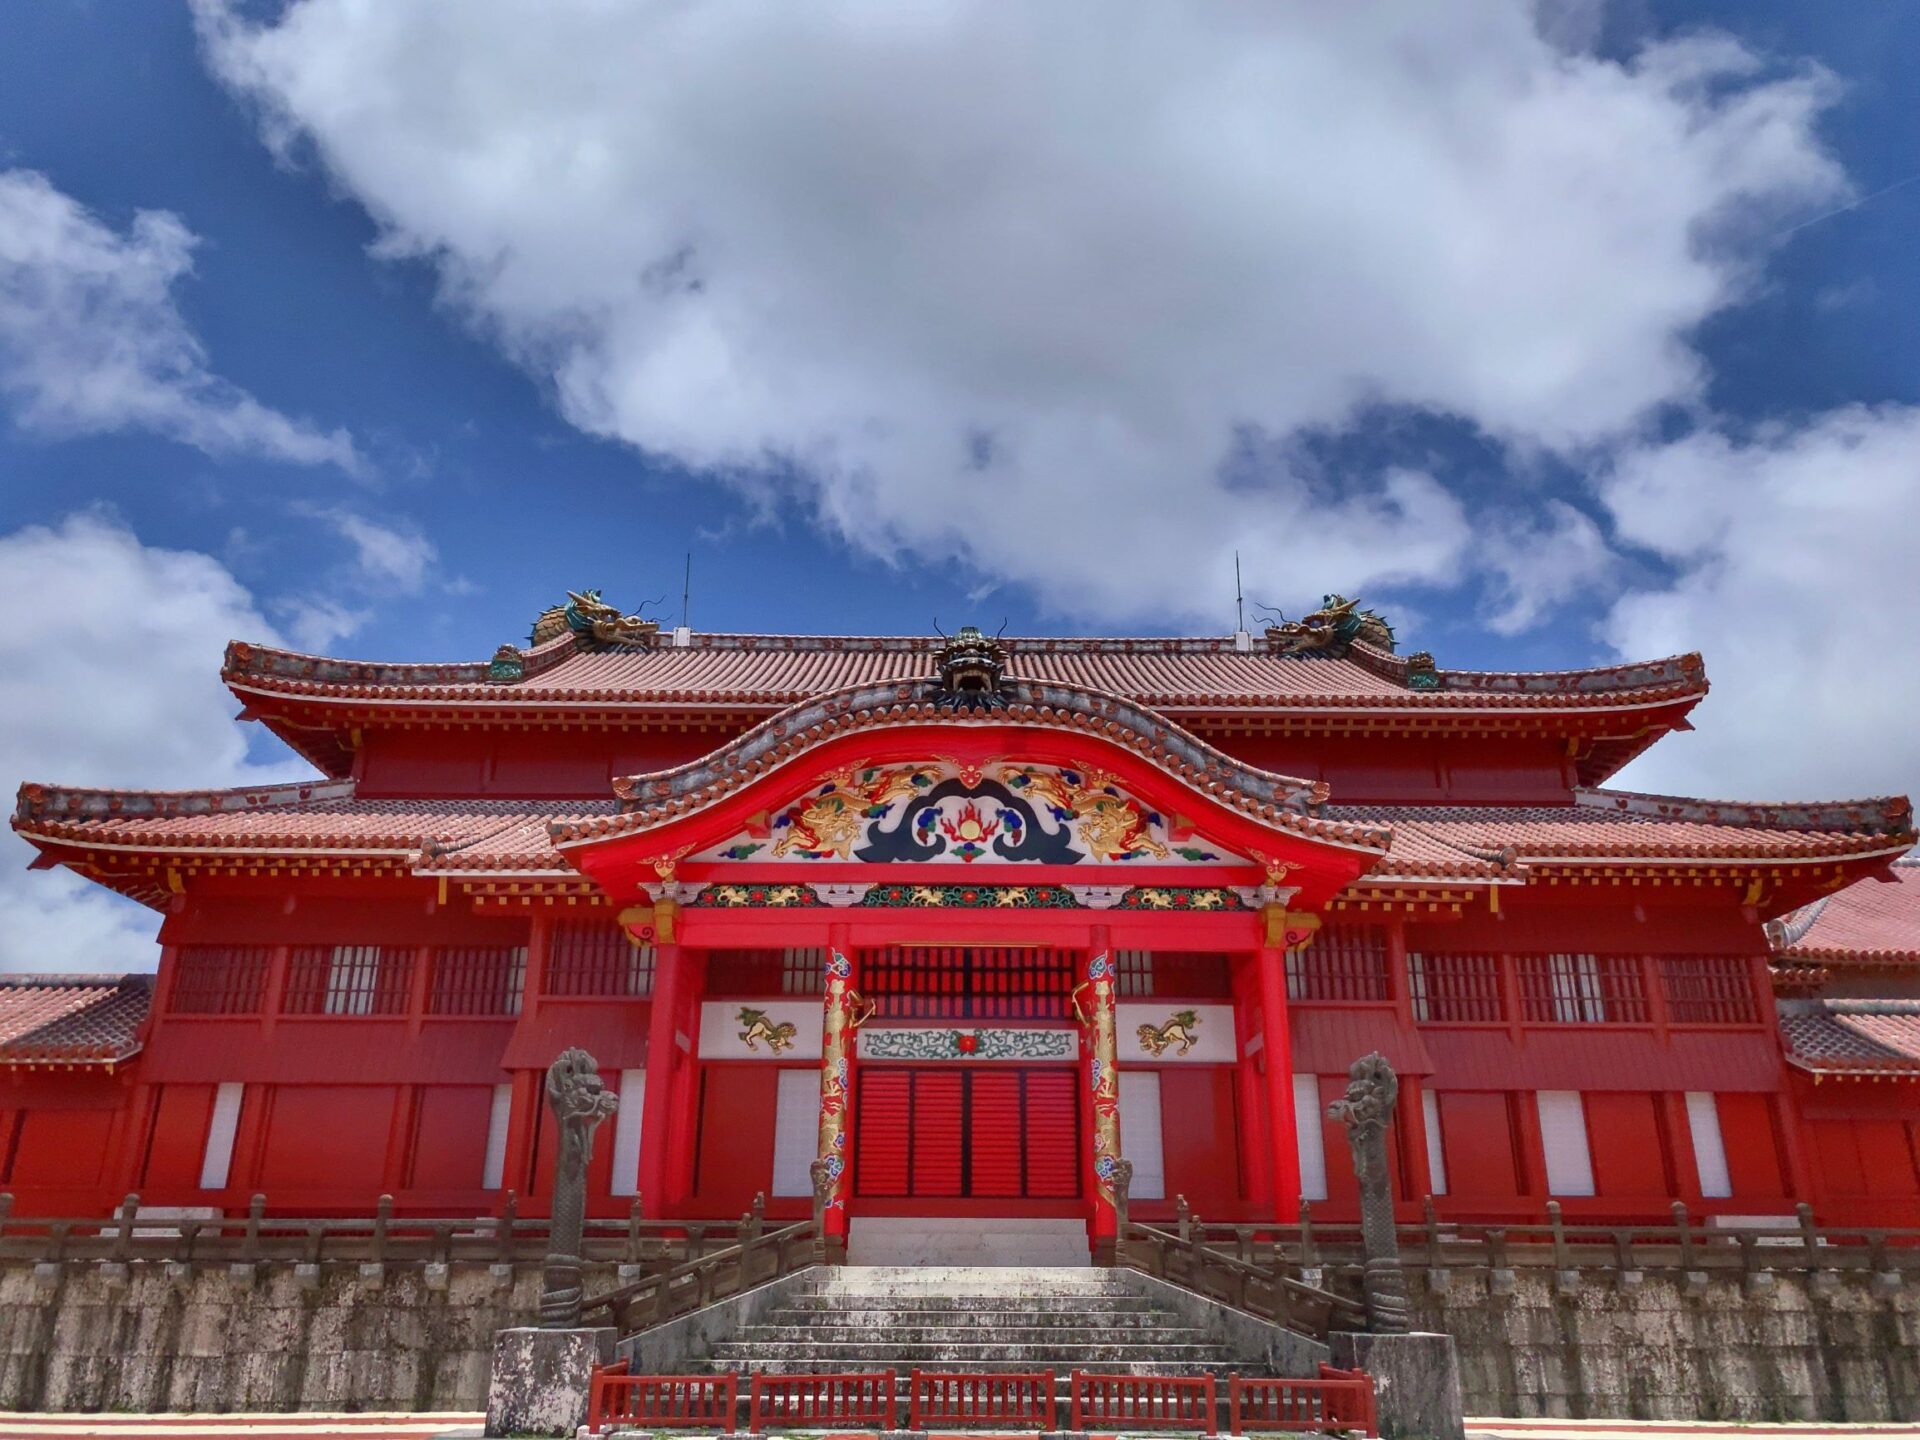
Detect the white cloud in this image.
<box><xmin>193</xmin><ymin>1</ymin><xmax>1844</xmax><ymax>623</ymax></box>
<box><xmin>319</xmin><ymin>511</ymin><xmax>437</xmax><ymax>591</ymax></box>
<box><xmin>1481</xmin><ymin>500</ymin><xmax>1616</xmax><ymax>636</ymax></box>
<box><xmin>0</xmin><ymin>514</ymin><xmax>314</xmax><ymax>972</ymax></box>
<box><xmin>1603</xmin><ymin>406</ymin><xmax>1920</xmax><ymax>801</ymax></box>
<box><xmin>0</xmin><ymin>168</ymin><xmax>360</xmax><ymax>470</ymax></box>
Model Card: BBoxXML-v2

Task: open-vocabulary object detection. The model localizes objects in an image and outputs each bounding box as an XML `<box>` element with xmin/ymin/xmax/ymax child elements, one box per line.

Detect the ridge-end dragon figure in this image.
<box><xmin>1267</xmin><ymin>594</ymin><xmax>1396</xmax><ymax>657</ymax></box>
<box><xmin>530</xmin><ymin>589</ymin><xmax>660</xmax><ymax>648</ymax></box>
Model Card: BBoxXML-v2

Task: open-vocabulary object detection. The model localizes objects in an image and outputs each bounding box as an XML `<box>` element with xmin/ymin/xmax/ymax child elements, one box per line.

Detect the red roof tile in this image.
<box><xmin>224</xmin><ymin>632</ymin><xmax>1707</xmax><ymax>714</ymax></box>
<box><xmin>1769</xmin><ymin>858</ymin><xmax>1920</xmax><ymax>965</ymax></box>
<box><xmin>1779</xmin><ymin>998</ymin><xmax>1920</xmax><ymax>1077</ymax></box>
<box><xmin>0</xmin><ymin>976</ymin><xmax>150</xmax><ymax>1066</ymax></box>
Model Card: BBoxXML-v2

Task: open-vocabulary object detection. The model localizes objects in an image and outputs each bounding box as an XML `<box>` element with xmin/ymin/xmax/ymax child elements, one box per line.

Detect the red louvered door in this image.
<box><xmin>855</xmin><ymin>1066</ymin><xmax>1080</xmax><ymax>1200</ymax></box>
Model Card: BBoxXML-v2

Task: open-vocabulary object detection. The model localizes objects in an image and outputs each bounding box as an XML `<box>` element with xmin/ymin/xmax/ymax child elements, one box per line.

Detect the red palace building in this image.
<box><xmin>5</xmin><ymin>592</ymin><xmax>1917</xmax><ymax>1262</ymax></box>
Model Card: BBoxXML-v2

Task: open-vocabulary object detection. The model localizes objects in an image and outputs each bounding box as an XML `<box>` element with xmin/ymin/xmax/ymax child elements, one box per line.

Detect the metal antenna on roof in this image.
<box><xmin>681</xmin><ymin>552</ymin><xmax>692</xmax><ymax>632</ymax></box>
<box><xmin>1235</xmin><ymin>552</ymin><xmax>1245</xmax><ymax>634</ymax></box>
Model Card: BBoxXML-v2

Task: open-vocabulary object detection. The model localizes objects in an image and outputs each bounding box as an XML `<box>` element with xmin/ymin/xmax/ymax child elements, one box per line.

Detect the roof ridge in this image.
<box><xmin>15</xmin><ymin>776</ymin><xmax>354</xmax><ymax>824</ymax></box>
<box><xmin>0</xmin><ymin>973</ymin><xmax>150</xmax><ymax>989</ymax></box>
<box><xmin>1576</xmin><ymin>786</ymin><xmax>1915</xmax><ymax>834</ymax></box>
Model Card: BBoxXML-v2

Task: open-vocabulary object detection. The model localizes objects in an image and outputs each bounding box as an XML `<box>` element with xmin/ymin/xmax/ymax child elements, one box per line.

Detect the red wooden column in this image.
<box><xmin>1230</xmin><ymin>954</ymin><xmax>1273</xmax><ymax>1205</ymax></box>
<box><xmin>815</xmin><ymin>924</ymin><xmax>861</xmax><ymax>1252</ymax></box>
<box><xmin>1256</xmin><ymin>942</ymin><xmax>1302</xmax><ymax>1218</ymax></box>
<box><xmin>1081</xmin><ymin>926</ymin><xmax>1123</xmax><ymax>1261</ymax></box>
<box><xmin>636</xmin><ymin>938</ymin><xmax>685</xmax><ymax>1213</ymax></box>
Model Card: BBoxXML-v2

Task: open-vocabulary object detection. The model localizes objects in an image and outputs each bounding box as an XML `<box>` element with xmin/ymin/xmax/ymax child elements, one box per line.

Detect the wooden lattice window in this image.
<box><xmin>1515</xmin><ymin>953</ymin><xmax>1649</xmax><ymax>1025</ymax></box>
<box><xmin>1660</xmin><ymin>956</ymin><xmax>1758</xmax><ymax>1025</ymax></box>
<box><xmin>1286</xmin><ymin>926</ymin><xmax>1389</xmax><ymax>1003</ymax></box>
<box><xmin>1116</xmin><ymin>950</ymin><xmax>1155</xmax><ymax>997</ymax></box>
<box><xmin>861</xmin><ymin>947</ymin><xmax>1078</xmax><ymax>1021</ymax></box>
<box><xmin>428</xmin><ymin>946</ymin><xmax>527</xmax><ymax>1016</ymax></box>
<box><xmin>545</xmin><ymin>921</ymin><xmax>652</xmax><ymax>997</ymax></box>
<box><xmin>782</xmin><ymin>948</ymin><xmax>826</xmax><ymax>994</ymax></box>
<box><xmin>283</xmin><ymin>945</ymin><xmax>412</xmax><ymax>1016</ymax></box>
<box><xmin>168</xmin><ymin>945</ymin><xmax>271</xmax><ymax>1015</ymax></box>
<box><xmin>1406</xmin><ymin>952</ymin><xmax>1505</xmax><ymax>1023</ymax></box>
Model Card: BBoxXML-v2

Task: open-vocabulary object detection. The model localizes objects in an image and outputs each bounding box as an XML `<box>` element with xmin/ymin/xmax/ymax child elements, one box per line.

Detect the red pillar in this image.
<box><xmin>1082</xmin><ymin>928</ymin><xmax>1122</xmax><ymax>1260</ymax></box>
<box><xmin>636</xmin><ymin>939</ymin><xmax>684</xmax><ymax>1213</ymax></box>
<box><xmin>1231</xmin><ymin>955</ymin><xmax>1273</xmax><ymax>1206</ymax></box>
<box><xmin>816</xmin><ymin>925</ymin><xmax>859</xmax><ymax>1247</ymax></box>
<box><xmin>1257</xmin><ymin>943</ymin><xmax>1302</xmax><ymax>1219</ymax></box>
<box><xmin>665</xmin><ymin>949</ymin><xmax>706</xmax><ymax>1204</ymax></box>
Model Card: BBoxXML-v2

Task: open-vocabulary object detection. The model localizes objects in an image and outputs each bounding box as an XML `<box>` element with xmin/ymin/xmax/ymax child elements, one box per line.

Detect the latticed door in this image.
<box><xmin>855</xmin><ymin>1067</ymin><xmax>1081</xmax><ymax>1200</ymax></box>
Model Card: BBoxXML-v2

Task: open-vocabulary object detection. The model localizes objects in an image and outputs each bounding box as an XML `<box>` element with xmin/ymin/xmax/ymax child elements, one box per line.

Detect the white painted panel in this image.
<box><xmin>1116</xmin><ymin>1003</ymin><xmax>1235</xmax><ymax>1063</ymax></box>
<box><xmin>1293</xmin><ymin>1074</ymin><xmax>1327</xmax><ymax>1202</ymax></box>
<box><xmin>1537</xmin><ymin>1091</ymin><xmax>1595</xmax><ymax>1197</ymax></box>
<box><xmin>1687</xmin><ymin>1091</ymin><xmax>1733</xmax><ymax>1199</ymax></box>
<box><xmin>1422</xmin><ymin>1088</ymin><xmax>1448</xmax><ymax>1196</ymax></box>
<box><xmin>1117</xmin><ymin>1070</ymin><xmax>1165</xmax><ymax>1200</ymax></box>
<box><xmin>198</xmin><ymin>1082</ymin><xmax>244</xmax><ymax>1190</ymax></box>
<box><xmin>481</xmin><ymin>1083</ymin><xmax>513</xmax><ymax>1191</ymax></box>
<box><xmin>772</xmin><ymin>1069</ymin><xmax>821</xmax><ymax>1197</ymax></box>
<box><xmin>699</xmin><ymin>999</ymin><xmax>823</xmax><ymax>1059</ymax></box>
<box><xmin>609</xmin><ymin>1070</ymin><xmax>646</xmax><ymax>1197</ymax></box>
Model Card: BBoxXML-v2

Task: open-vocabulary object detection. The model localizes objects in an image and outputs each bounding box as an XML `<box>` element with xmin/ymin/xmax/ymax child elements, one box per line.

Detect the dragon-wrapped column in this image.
<box><xmin>814</xmin><ymin>927</ymin><xmax>866</xmax><ymax>1261</ymax></box>
<box><xmin>1078</xmin><ymin>930</ymin><xmax>1124</xmax><ymax>1263</ymax></box>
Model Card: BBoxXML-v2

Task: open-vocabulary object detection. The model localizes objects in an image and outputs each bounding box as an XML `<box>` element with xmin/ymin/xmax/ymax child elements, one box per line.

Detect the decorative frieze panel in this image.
<box><xmin>858</xmin><ymin>1026</ymin><xmax>1078</xmax><ymax>1062</ymax></box>
<box><xmin>1117</xmin><ymin>1002</ymin><xmax>1236</xmax><ymax>1063</ymax></box>
<box><xmin>691</xmin><ymin>761</ymin><xmax>1248</xmax><ymax>868</ymax></box>
<box><xmin>697</xmin><ymin>1000</ymin><xmax>823</xmax><ymax>1060</ymax></box>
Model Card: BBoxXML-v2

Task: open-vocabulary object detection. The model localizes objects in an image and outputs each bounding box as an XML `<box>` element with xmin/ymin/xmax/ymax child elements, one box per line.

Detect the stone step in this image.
<box><xmin>739</xmin><ymin>1323</ymin><xmax>1216</xmax><ymax>1345</ymax></box>
<box><xmin>759</xmin><ymin>1310</ymin><xmax>1195</xmax><ymax>1333</ymax></box>
<box><xmin>785</xmin><ymin>1293</ymin><xmax>1161</xmax><ymax>1313</ymax></box>
<box><xmin>710</xmin><ymin>1341</ymin><xmax>1234</xmax><ymax>1364</ymax></box>
<box><xmin>710</xmin><ymin>1356</ymin><xmax>1234</xmax><ymax>1378</ymax></box>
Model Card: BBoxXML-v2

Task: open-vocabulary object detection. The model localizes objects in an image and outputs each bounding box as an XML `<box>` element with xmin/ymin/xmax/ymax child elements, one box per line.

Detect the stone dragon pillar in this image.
<box><xmin>1327</xmin><ymin>1051</ymin><xmax>1411</xmax><ymax>1334</ymax></box>
<box><xmin>540</xmin><ymin>1048</ymin><xmax>619</xmax><ymax>1329</ymax></box>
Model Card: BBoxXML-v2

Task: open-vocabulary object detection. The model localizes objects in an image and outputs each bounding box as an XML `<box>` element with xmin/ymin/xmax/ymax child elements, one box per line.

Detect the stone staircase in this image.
<box><xmin>703</xmin><ymin>1266</ymin><xmax>1247</xmax><ymax>1378</ymax></box>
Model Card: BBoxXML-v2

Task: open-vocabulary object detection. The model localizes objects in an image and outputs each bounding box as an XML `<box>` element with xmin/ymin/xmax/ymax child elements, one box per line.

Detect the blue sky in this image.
<box><xmin>1</xmin><ymin>2</ymin><xmax>1916</xmax><ymax>968</ymax></box>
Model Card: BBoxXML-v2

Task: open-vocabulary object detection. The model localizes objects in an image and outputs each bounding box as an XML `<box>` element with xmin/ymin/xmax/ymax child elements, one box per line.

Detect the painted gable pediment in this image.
<box><xmin>692</xmin><ymin>761</ymin><xmax>1248</xmax><ymax>867</ymax></box>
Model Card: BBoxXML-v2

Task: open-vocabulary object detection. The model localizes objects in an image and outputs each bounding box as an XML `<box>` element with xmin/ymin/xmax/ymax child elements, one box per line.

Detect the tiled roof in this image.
<box><xmin>223</xmin><ymin>632</ymin><xmax>1708</xmax><ymax>714</ymax></box>
<box><xmin>1779</xmin><ymin>998</ymin><xmax>1920</xmax><ymax>1078</ymax></box>
<box><xmin>17</xmin><ymin>771</ymin><xmax>1910</xmax><ymax>894</ymax></box>
<box><xmin>0</xmin><ymin>975</ymin><xmax>151</xmax><ymax>1066</ymax></box>
<box><xmin>1768</xmin><ymin>858</ymin><xmax>1920</xmax><ymax>965</ymax></box>
<box><xmin>1332</xmin><ymin>791</ymin><xmax>1915</xmax><ymax>876</ymax></box>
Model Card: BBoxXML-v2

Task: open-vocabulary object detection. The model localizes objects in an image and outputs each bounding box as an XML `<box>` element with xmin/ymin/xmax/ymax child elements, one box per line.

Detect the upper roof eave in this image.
<box><xmin>219</xmin><ymin>630</ymin><xmax>1710</xmax><ymax>721</ymax></box>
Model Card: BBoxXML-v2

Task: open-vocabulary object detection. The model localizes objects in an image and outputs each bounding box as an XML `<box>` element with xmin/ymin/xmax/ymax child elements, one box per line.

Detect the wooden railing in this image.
<box><xmin>1166</xmin><ymin>1195</ymin><xmax>1920</xmax><ymax>1301</ymax></box>
<box><xmin>0</xmin><ymin>1191</ymin><xmax>771</xmax><ymax>1270</ymax></box>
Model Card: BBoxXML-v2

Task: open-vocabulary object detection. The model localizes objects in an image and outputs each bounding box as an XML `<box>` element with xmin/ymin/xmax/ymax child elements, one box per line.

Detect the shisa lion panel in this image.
<box><xmin>691</xmin><ymin>761</ymin><xmax>1249</xmax><ymax>867</ymax></box>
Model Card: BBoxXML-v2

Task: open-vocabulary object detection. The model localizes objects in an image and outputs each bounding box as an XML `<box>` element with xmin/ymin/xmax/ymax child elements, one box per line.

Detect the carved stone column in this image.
<box><xmin>539</xmin><ymin>1048</ymin><xmax>618</xmax><ymax>1329</ymax></box>
<box><xmin>1327</xmin><ymin>1051</ymin><xmax>1411</xmax><ymax>1334</ymax></box>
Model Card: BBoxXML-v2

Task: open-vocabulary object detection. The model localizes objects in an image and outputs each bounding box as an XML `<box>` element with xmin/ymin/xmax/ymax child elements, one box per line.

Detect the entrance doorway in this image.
<box><xmin>855</xmin><ymin>1066</ymin><xmax>1081</xmax><ymax>1200</ymax></box>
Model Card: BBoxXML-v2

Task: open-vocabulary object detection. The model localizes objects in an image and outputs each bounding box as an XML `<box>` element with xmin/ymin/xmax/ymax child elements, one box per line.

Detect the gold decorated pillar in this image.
<box><xmin>1078</xmin><ymin>927</ymin><xmax>1123</xmax><ymax>1262</ymax></box>
<box><xmin>814</xmin><ymin>924</ymin><xmax>867</xmax><ymax>1257</ymax></box>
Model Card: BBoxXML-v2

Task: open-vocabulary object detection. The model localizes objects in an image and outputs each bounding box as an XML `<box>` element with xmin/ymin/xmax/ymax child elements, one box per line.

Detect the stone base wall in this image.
<box><xmin>0</xmin><ymin>1260</ymin><xmax>559</xmax><ymax>1413</ymax></box>
<box><xmin>0</xmin><ymin>1258</ymin><xmax>1914</xmax><ymax>1420</ymax></box>
<box><xmin>1415</xmin><ymin>1269</ymin><xmax>1920</xmax><ymax>1422</ymax></box>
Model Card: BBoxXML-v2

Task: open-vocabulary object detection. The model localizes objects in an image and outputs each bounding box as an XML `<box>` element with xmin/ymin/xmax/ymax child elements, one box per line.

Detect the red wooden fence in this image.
<box><xmin>1070</xmin><ymin>1370</ymin><xmax>1217</xmax><ymax>1430</ymax></box>
<box><xmin>908</xmin><ymin>1369</ymin><xmax>1056</xmax><ymax>1430</ymax></box>
<box><xmin>586</xmin><ymin>1367</ymin><xmax>737</xmax><ymax>1433</ymax></box>
<box><xmin>748</xmin><ymin>1372</ymin><xmax>896</xmax><ymax>1431</ymax></box>
<box><xmin>1230</xmin><ymin>1366</ymin><xmax>1378</xmax><ymax>1435</ymax></box>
